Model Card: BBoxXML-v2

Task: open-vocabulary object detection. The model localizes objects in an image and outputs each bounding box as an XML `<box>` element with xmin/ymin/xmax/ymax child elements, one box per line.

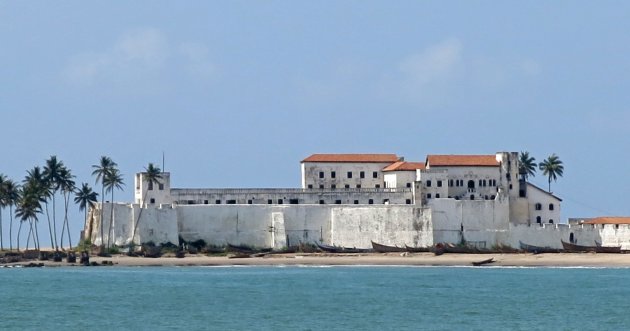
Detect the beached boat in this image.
<box><xmin>471</xmin><ymin>258</ymin><xmax>494</xmax><ymax>266</ymax></box>
<box><xmin>371</xmin><ymin>241</ymin><xmax>406</xmax><ymax>253</ymax></box>
<box><xmin>561</xmin><ymin>240</ymin><xmax>595</xmax><ymax>252</ymax></box>
<box><xmin>595</xmin><ymin>241</ymin><xmax>622</xmax><ymax>253</ymax></box>
<box><xmin>315</xmin><ymin>242</ymin><xmax>371</xmax><ymax>253</ymax></box>
<box><xmin>519</xmin><ymin>241</ymin><xmax>563</xmax><ymax>254</ymax></box>
<box><xmin>226</xmin><ymin>243</ymin><xmax>273</xmax><ymax>254</ymax></box>
<box><xmin>404</xmin><ymin>245</ymin><xmax>431</xmax><ymax>253</ymax></box>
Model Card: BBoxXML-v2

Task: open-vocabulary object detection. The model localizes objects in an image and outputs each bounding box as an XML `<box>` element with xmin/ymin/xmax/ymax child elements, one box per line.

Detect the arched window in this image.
<box><xmin>569</xmin><ymin>232</ymin><xmax>574</xmax><ymax>243</ymax></box>
<box><xmin>549</xmin><ymin>219</ymin><xmax>553</xmax><ymax>224</ymax></box>
<box><xmin>549</xmin><ymin>203</ymin><xmax>554</xmax><ymax>211</ymax></box>
<box><xmin>536</xmin><ymin>216</ymin><xmax>542</xmax><ymax>224</ymax></box>
<box><xmin>535</xmin><ymin>203</ymin><xmax>542</xmax><ymax>211</ymax></box>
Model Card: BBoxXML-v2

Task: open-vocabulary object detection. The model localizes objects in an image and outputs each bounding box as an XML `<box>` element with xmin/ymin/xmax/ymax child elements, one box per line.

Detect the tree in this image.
<box><xmin>539</xmin><ymin>154</ymin><xmax>564</xmax><ymax>192</ymax></box>
<box><xmin>58</xmin><ymin>166</ymin><xmax>75</xmax><ymax>250</ymax></box>
<box><xmin>3</xmin><ymin>179</ymin><xmax>20</xmax><ymax>251</ymax></box>
<box><xmin>92</xmin><ymin>156</ymin><xmax>116</xmax><ymax>252</ymax></box>
<box><xmin>0</xmin><ymin>173</ymin><xmax>6</xmax><ymax>250</ymax></box>
<box><xmin>104</xmin><ymin>167</ymin><xmax>124</xmax><ymax>250</ymax></box>
<box><xmin>131</xmin><ymin>163</ymin><xmax>162</xmax><ymax>247</ymax></box>
<box><xmin>74</xmin><ymin>183</ymin><xmax>98</xmax><ymax>245</ymax></box>
<box><xmin>43</xmin><ymin>155</ymin><xmax>64</xmax><ymax>251</ymax></box>
<box><xmin>518</xmin><ymin>151</ymin><xmax>537</xmax><ymax>181</ymax></box>
<box><xmin>16</xmin><ymin>179</ymin><xmax>43</xmax><ymax>252</ymax></box>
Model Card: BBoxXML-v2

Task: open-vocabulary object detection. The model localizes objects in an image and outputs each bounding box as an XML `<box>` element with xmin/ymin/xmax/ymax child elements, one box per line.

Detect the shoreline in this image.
<box><xmin>5</xmin><ymin>252</ymin><xmax>630</xmax><ymax>268</ymax></box>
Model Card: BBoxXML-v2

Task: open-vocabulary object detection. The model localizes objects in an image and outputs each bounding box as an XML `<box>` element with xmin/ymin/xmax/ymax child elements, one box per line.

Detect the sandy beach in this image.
<box><xmin>6</xmin><ymin>252</ymin><xmax>630</xmax><ymax>268</ymax></box>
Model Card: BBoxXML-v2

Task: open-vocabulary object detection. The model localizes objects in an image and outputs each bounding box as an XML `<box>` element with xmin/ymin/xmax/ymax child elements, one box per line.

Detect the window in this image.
<box><xmin>406</xmin><ymin>183</ymin><xmax>412</xmax><ymax>188</ymax></box>
<box><xmin>347</xmin><ymin>171</ymin><xmax>352</xmax><ymax>179</ymax></box>
<box><xmin>536</xmin><ymin>216</ymin><xmax>542</xmax><ymax>224</ymax></box>
<box><xmin>509</xmin><ymin>184</ymin><xmax>513</xmax><ymax>190</ymax></box>
<box><xmin>150</xmin><ymin>198</ymin><xmax>155</xmax><ymax>204</ymax></box>
<box><xmin>331</xmin><ymin>184</ymin><xmax>336</xmax><ymax>189</ymax></box>
<box><xmin>356</xmin><ymin>184</ymin><xmax>361</xmax><ymax>188</ymax></box>
<box><xmin>449</xmin><ymin>180</ymin><xmax>453</xmax><ymax>186</ymax></box>
<box><xmin>406</xmin><ymin>199</ymin><xmax>412</xmax><ymax>204</ymax></box>
<box><xmin>479</xmin><ymin>179</ymin><xmax>483</xmax><ymax>186</ymax></box>
<box><xmin>470</xmin><ymin>195</ymin><xmax>475</xmax><ymax>200</ymax></box>
<box><xmin>368</xmin><ymin>199</ymin><xmax>374</xmax><ymax>205</ymax></box>
<box><xmin>345</xmin><ymin>184</ymin><xmax>350</xmax><ymax>188</ymax></box>
<box><xmin>535</xmin><ymin>203</ymin><xmax>542</xmax><ymax>211</ymax></box>
<box><xmin>426</xmin><ymin>180</ymin><xmax>432</xmax><ymax>187</ymax></box>
<box><xmin>354</xmin><ymin>200</ymin><xmax>359</xmax><ymax>204</ymax></box>
<box><xmin>215</xmin><ymin>200</ymin><xmax>221</xmax><ymax>204</ymax></box>
<box><xmin>484</xmin><ymin>195</ymin><xmax>488</xmax><ymax>200</ymax></box>
<box><xmin>549</xmin><ymin>204</ymin><xmax>554</xmax><ymax>211</ymax></box>
<box><xmin>360</xmin><ymin>171</ymin><xmax>365</xmax><ymax>179</ymax></box>
<box><xmin>331</xmin><ymin>171</ymin><xmax>336</xmax><ymax>178</ymax></box>
<box><xmin>227</xmin><ymin>200</ymin><xmax>236</xmax><ymax>204</ymax></box>
<box><xmin>319</xmin><ymin>200</ymin><xmax>325</xmax><ymax>204</ymax></box>
<box><xmin>335</xmin><ymin>200</ymin><xmax>341</xmax><ymax>204</ymax></box>
<box><xmin>506</xmin><ymin>173</ymin><xmax>511</xmax><ymax>181</ymax></box>
<box><xmin>427</xmin><ymin>193</ymin><xmax>432</xmax><ymax>199</ymax></box>
<box><xmin>319</xmin><ymin>184</ymin><xmax>324</xmax><ymax>189</ymax></box>
<box><xmin>247</xmin><ymin>200</ymin><xmax>252</xmax><ymax>204</ymax></box>
<box><xmin>375</xmin><ymin>184</ymin><xmax>381</xmax><ymax>188</ymax></box>
<box><xmin>319</xmin><ymin>171</ymin><xmax>324</xmax><ymax>178</ymax></box>
<box><xmin>307</xmin><ymin>184</ymin><xmax>313</xmax><ymax>189</ymax></box>
<box><xmin>148</xmin><ymin>182</ymin><xmax>153</xmax><ymax>190</ymax></box>
<box><xmin>490</xmin><ymin>195</ymin><xmax>495</xmax><ymax>200</ymax></box>
<box><xmin>383</xmin><ymin>199</ymin><xmax>389</xmax><ymax>204</ymax></box>
<box><xmin>204</xmin><ymin>200</ymin><xmax>208</xmax><ymax>204</ymax></box>
<box><xmin>159</xmin><ymin>183</ymin><xmax>164</xmax><ymax>190</ymax></box>
<box><xmin>267</xmin><ymin>199</ymin><xmax>272</xmax><ymax>204</ymax></box>
<box><xmin>188</xmin><ymin>200</ymin><xmax>195</xmax><ymax>204</ymax></box>
<box><xmin>290</xmin><ymin>199</ymin><xmax>299</xmax><ymax>204</ymax></box>
<box><xmin>437</xmin><ymin>180</ymin><xmax>442</xmax><ymax>187</ymax></box>
<box><xmin>519</xmin><ymin>190</ymin><xmax>526</xmax><ymax>198</ymax></box>
<box><xmin>278</xmin><ymin>199</ymin><xmax>283</xmax><ymax>204</ymax></box>
<box><xmin>549</xmin><ymin>219</ymin><xmax>554</xmax><ymax>224</ymax></box>
<box><xmin>373</xmin><ymin>171</ymin><xmax>378</xmax><ymax>178</ymax></box>
<box><xmin>436</xmin><ymin>194</ymin><xmax>440</xmax><ymax>198</ymax></box>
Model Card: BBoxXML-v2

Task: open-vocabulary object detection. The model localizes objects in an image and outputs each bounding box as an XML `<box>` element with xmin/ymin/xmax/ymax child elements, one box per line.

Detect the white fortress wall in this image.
<box><xmin>330</xmin><ymin>206</ymin><xmax>432</xmax><ymax>249</ymax></box>
<box><xmin>429</xmin><ymin>198</ymin><xmax>510</xmax><ymax>248</ymax></box>
<box><xmin>132</xmin><ymin>204</ymin><xmax>179</xmax><ymax>246</ymax></box>
<box><xmin>506</xmin><ymin>224</ymin><xmax>602</xmax><ymax>249</ymax></box>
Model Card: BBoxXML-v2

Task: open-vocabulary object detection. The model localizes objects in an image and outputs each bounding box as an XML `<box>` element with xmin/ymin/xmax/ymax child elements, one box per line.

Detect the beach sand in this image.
<box><xmin>6</xmin><ymin>252</ymin><xmax>630</xmax><ymax>268</ymax></box>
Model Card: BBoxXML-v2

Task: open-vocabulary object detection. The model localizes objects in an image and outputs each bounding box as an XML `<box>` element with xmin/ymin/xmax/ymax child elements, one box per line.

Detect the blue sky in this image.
<box><xmin>1</xmin><ymin>2</ymin><xmax>629</xmax><ymax>246</ymax></box>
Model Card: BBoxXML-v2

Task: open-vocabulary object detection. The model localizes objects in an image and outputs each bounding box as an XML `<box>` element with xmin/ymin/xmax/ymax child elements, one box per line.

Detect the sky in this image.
<box><xmin>1</xmin><ymin>1</ymin><xmax>630</xmax><ymax>247</ymax></box>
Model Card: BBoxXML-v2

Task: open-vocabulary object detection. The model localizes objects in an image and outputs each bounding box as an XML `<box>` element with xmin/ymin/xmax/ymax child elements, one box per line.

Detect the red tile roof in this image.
<box><xmin>582</xmin><ymin>217</ymin><xmax>630</xmax><ymax>225</ymax></box>
<box><xmin>426</xmin><ymin>155</ymin><xmax>499</xmax><ymax>167</ymax></box>
<box><xmin>382</xmin><ymin>161</ymin><xmax>425</xmax><ymax>172</ymax></box>
<box><xmin>302</xmin><ymin>154</ymin><xmax>400</xmax><ymax>163</ymax></box>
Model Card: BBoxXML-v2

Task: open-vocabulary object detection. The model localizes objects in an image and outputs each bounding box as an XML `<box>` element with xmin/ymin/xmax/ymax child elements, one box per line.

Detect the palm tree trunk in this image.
<box><xmin>99</xmin><ymin>185</ymin><xmax>105</xmax><ymax>253</ymax></box>
<box><xmin>34</xmin><ymin>219</ymin><xmax>40</xmax><ymax>251</ymax></box>
<box><xmin>60</xmin><ymin>192</ymin><xmax>67</xmax><ymax>249</ymax></box>
<box><xmin>52</xmin><ymin>194</ymin><xmax>59</xmax><ymax>251</ymax></box>
<box><xmin>0</xmin><ymin>210</ymin><xmax>4</xmax><ymax>251</ymax></box>
<box><xmin>26</xmin><ymin>220</ymin><xmax>33</xmax><ymax>250</ymax></box>
<box><xmin>17</xmin><ymin>220</ymin><xmax>23</xmax><ymax>252</ymax></box>
<box><xmin>107</xmin><ymin>191</ymin><xmax>114</xmax><ymax>249</ymax></box>
<box><xmin>9</xmin><ymin>206</ymin><xmax>13</xmax><ymax>251</ymax></box>
<box><xmin>131</xmin><ymin>190</ymin><xmax>150</xmax><ymax>246</ymax></box>
<box><xmin>65</xmin><ymin>193</ymin><xmax>72</xmax><ymax>249</ymax></box>
<box><xmin>44</xmin><ymin>202</ymin><xmax>55</xmax><ymax>251</ymax></box>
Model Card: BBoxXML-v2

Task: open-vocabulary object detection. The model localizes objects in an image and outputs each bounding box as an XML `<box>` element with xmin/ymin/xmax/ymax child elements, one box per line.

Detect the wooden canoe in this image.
<box><xmin>371</xmin><ymin>241</ymin><xmax>406</xmax><ymax>253</ymax></box>
<box><xmin>561</xmin><ymin>240</ymin><xmax>596</xmax><ymax>253</ymax></box>
<box><xmin>315</xmin><ymin>242</ymin><xmax>371</xmax><ymax>253</ymax></box>
<box><xmin>472</xmin><ymin>258</ymin><xmax>495</xmax><ymax>266</ymax></box>
<box><xmin>404</xmin><ymin>245</ymin><xmax>431</xmax><ymax>253</ymax></box>
<box><xmin>519</xmin><ymin>241</ymin><xmax>563</xmax><ymax>254</ymax></box>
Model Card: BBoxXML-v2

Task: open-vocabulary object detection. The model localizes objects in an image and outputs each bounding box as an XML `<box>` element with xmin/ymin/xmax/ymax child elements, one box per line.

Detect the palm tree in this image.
<box><xmin>23</xmin><ymin>167</ymin><xmax>47</xmax><ymax>251</ymax></box>
<box><xmin>131</xmin><ymin>163</ymin><xmax>162</xmax><ymax>246</ymax></box>
<box><xmin>43</xmin><ymin>156</ymin><xmax>64</xmax><ymax>251</ymax></box>
<box><xmin>0</xmin><ymin>173</ymin><xmax>6</xmax><ymax>250</ymax></box>
<box><xmin>3</xmin><ymin>179</ymin><xmax>20</xmax><ymax>251</ymax></box>
<box><xmin>58</xmin><ymin>166</ymin><xmax>75</xmax><ymax>250</ymax></box>
<box><xmin>539</xmin><ymin>154</ymin><xmax>564</xmax><ymax>192</ymax></box>
<box><xmin>518</xmin><ymin>151</ymin><xmax>537</xmax><ymax>181</ymax></box>
<box><xmin>104</xmin><ymin>168</ymin><xmax>124</xmax><ymax>250</ymax></box>
<box><xmin>92</xmin><ymin>156</ymin><xmax>116</xmax><ymax>252</ymax></box>
<box><xmin>16</xmin><ymin>180</ymin><xmax>43</xmax><ymax>252</ymax></box>
<box><xmin>74</xmin><ymin>183</ymin><xmax>98</xmax><ymax>246</ymax></box>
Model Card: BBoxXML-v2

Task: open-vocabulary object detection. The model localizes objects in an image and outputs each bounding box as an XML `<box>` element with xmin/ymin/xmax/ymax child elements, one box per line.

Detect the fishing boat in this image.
<box><xmin>226</xmin><ymin>243</ymin><xmax>272</xmax><ymax>254</ymax></box>
<box><xmin>595</xmin><ymin>241</ymin><xmax>622</xmax><ymax>253</ymax></box>
<box><xmin>471</xmin><ymin>258</ymin><xmax>495</xmax><ymax>266</ymax></box>
<box><xmin>404</xmin><ymin>245</ymin><xmax>431</xmax><ymax>253</ymax></box>
<box><xmin>371</xmin><ymin>241</ymin><xmax>406</xmax><ymax>253</ymax></box>
<box><xmin>561</xmin><ymin>240</ymin><xmax>598</xmax><ymax>253</ymax></box>
<box><xmin>519</xmin><ymin>241</ymin><xmax>563</xmax><ymax>254</ymax></box>
<box><xmin>315</xmin><ymin>242</ymin><xmax>371</xmax><ymax>253</ymax></box>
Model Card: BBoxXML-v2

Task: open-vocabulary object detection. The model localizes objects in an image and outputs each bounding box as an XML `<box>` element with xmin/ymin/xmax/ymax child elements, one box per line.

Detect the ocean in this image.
<box><xmin>1</xmin><ymin>266</ymin><xmax>628</xmax><ymax>330</ymax></box>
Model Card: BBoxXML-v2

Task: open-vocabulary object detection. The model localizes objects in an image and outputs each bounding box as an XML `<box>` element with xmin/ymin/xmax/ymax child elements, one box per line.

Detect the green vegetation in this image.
<box><xmin>539</xmin><ymin>154</ymin><xmax>564</xmax><ymax>192</ymax></box>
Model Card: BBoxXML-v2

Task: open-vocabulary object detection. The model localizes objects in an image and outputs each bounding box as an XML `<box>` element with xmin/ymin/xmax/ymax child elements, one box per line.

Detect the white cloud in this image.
<box><xmin>63</xmin><ymin>28</ymin><xmax>214</xmax><ymax>87</ymax></box>
<box><xmin>399</xmin><ymin>38</ymin><xmax>463</xmax><ymax>86</ymax></box>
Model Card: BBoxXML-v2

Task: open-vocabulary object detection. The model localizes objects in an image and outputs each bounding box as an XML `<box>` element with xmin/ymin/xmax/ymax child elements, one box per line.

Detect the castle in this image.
<box><xmin>84</xmin><ymin>151</ymin><xmax>630</xmax><ymax>250</ymax></box>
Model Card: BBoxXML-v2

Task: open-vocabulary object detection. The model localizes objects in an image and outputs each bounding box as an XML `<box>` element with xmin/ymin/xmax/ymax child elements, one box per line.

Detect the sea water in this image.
<box><xmin>1</xmin><ymin>266</ymin><xmax>629</xmax><ymax>330</ymax></box>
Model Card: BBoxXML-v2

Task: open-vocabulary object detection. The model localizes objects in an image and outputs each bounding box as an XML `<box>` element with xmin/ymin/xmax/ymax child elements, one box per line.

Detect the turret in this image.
<box><xmin>135</xmin><ymin>172</ymin><xmax>172</xmax><ymax>206</ymax></box>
